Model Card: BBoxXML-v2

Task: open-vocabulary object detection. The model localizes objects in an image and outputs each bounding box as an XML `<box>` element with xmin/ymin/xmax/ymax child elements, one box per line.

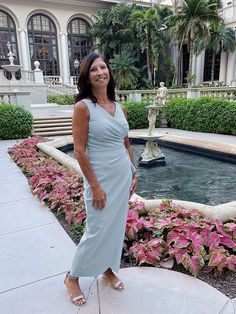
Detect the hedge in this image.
<box><xmin>0</xmin><ymin>103</ymin><xmax>33</xmax><ymax>139</ymax></box>
<box><xmin>165</xmin><ymin>97</ymin><xmax>236</xmax><ymax>135</ymax></box>
<box><xmin>122</xmin><ymin>100</ymin><xmax>160</xmax><ymax>129</ymax></box>
<box><xmin>47</xmin><ymin>94</ymin><xmax>75</xmax><ymax>105</ymax></box>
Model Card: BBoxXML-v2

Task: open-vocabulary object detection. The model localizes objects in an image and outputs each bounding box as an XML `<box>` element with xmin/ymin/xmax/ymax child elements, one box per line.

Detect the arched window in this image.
<box><xmin>67</xmin><ymin>18</ymin><xmax>92</xmax><ymax>76</ymax></box>
<box><xmin>28</xmin><ymin>14</ymin><xmax>59</xmax><ymax>75</ymax></box>
<box><xmin>0</xmin><ymin>10</ymin><xmax>19</xmax><ymax>66</ymax></box>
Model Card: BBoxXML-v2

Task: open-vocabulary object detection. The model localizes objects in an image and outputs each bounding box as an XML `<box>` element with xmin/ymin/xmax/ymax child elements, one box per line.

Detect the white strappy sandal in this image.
<box><xmin>64</xmin><ymin>272</ymin><xmax>86</xmax><ymax>306</ymax></box>
<box><xmin>102</xmin><ymin>274</ymin><xmax>124</xmax><ymax>291</ymax></box>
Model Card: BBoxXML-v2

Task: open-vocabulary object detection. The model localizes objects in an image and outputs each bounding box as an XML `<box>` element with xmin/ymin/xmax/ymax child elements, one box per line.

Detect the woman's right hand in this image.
<box><xmin>91</xmin><ymin>185</ymin><xmax>107</xmax><ymax>210</ymax></box>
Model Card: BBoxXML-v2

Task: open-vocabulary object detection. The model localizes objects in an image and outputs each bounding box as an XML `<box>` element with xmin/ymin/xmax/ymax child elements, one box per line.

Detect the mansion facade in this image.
<box><xmin>1</xmin><ymin>0</ymin><xmax>236</xmax><ymax>86</ymax></box>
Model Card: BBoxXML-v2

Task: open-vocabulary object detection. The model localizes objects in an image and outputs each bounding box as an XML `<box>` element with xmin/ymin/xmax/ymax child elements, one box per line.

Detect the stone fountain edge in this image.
<box><xmin>37</xmin><ymin>137</ymin><xmax>236</xmax><ymax>223</ymax></box>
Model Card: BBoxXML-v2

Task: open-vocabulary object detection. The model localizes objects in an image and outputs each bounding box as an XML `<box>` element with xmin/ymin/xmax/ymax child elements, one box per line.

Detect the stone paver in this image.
<box><xmin>98</xmin><ymin>268</ymin><xmax>232</xmax><ymax>314</ymax></box>
<box><xmin>0</xmin><ymin>222</ymin><xmax>75</xmax><ymax>292</ymax></box>
<box><xmin>0</xmin><ymin>274</ymin><xmax>98</xmax><ymax>314</ymax></box>
<box><xmin>0</xmin><ymin>198</ymin><xmax>55</xmax><ymax>235</ymax></box>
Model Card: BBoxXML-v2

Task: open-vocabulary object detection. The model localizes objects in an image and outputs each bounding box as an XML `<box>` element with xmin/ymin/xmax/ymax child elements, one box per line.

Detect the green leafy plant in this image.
<box><xmin>110</xmin><ymin>51</ymin><xmax>140</xmax><ymax>90</ymax></box>
<box><xmin>8</xmin><ymin>137</ymin><xmax>86</xmax><ymax>227</ymax></box>
<box><xmin>0</xmin><ymin>103</ymin><xmax>33</xmax><ymax>139</ymax></box>
<box><xmin>123</xmin><ymin>100</ymin><xmax>158</xmax><ymax>129</ymax></box>
<box><xmin>127</xmin><ymin>200</ymin><xmax>236</xmax><ymax>276</ymax></box>
<box><xmin>47</xmin><ymin>94</ymin><xmax>75</xmax><ymax>105</ymax></box>
<box><xmin>165</xmin><ymin>96</ymin><xmax>236</xmax><ymax>135</ymax></box>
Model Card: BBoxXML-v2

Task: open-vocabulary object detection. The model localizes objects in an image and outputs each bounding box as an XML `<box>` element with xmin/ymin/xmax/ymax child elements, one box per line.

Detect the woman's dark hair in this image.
<box><xmin>75</xmin><ymin>52</ymin><xmax>116</xmax><ymax>103</ymax></box>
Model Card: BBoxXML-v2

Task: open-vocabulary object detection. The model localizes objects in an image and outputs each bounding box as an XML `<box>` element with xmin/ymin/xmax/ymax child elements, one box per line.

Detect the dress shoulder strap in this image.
<box><xmin>80</xmin><ymin>98</ymin><xmax>96</xmax><ymax>114</ymax></box>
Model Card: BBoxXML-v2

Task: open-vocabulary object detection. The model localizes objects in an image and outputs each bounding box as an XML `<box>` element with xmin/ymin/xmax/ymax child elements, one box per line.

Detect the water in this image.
<box><xmin>133</xmin><ymin>145</ymin><xmax>236</xmax><ymax>205</ymax></box>
<box><xmin>66</xmin><ymin>145</ymin><xmax>236</xmax><ymax>205</ymax></box>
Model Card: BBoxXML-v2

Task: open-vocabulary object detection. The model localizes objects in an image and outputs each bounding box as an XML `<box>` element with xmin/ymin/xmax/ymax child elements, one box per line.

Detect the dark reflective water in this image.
<box><xmin>66</xmin><ymin>145</ymin><xmax>236</xmax><ymax>205</ymax></box>
<box><xmin>132</xmin><ymin>145</ymin><xmax>236</xmax><ymax>205</ymax></box>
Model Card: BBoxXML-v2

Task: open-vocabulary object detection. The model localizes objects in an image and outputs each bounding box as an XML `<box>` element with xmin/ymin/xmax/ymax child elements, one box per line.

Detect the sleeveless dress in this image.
<box><xmin>70</xmin><ymin>98</ymin><xmax>135</xmax><ymax>277</ymax></box>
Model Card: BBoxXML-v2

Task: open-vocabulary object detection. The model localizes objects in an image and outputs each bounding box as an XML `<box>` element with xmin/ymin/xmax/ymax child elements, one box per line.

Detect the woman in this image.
<box><xmin>65</xmin><ymin>52</ymin><xmax>138</xmax><ymax>306</ymax></box>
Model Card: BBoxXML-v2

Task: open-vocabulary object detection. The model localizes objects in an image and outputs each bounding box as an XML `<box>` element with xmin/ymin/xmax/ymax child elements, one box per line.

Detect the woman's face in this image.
<box><xmin>88</xmin><ymin>57</ymin><xmax>110</xmax><ymax>88</ymax></box>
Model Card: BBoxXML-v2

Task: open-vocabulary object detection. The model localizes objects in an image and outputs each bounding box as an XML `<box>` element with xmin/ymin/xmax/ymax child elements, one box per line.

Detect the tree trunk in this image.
<box><xmin>145</xmin><ymin>27</ymin><xmax>152</xmax><ymax>82</ymax></box>
<box><xmin>173</xmin><ymin>41</ymin><xmax>179</xmax><ymax>86</ymax></box>
<box><xmin>188</xmin><ymin>31</ymin><xmax>195</xmax><ymax>88</ymax></box>
<box><xmin>211</xmin><ymin>52</ymin><xmax>216</xmax><ymax>84</ymax></box>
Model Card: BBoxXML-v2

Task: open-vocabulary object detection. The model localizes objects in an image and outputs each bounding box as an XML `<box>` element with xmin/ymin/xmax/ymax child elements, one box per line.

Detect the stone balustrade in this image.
<box><xmin>199</xmin><ymin>87</ymin><xmax>236</xmax><ymax>102</ymax></box>
<box><xmin>43</xmin><ymin>75</ymin><xmax>61</xmax><ymax>86</ymax></box>
<box><xmin>115</xmin><ymin>87</ymin><xmax>236</xmax><ymax>102</ymax></box>
<box><xmin>44</xmin><ymin>76</ymin><xmax>77</xmax><ymax>94</ymax></box>
<box><xmin>115</xmin><ymin>88</ymin><xmax>188</xmax><ymax>102</ymax></box>
<box><xmin>0</xmin><ymin>91</ymin><xmax>30</xmax><ymax>108</ymax></box>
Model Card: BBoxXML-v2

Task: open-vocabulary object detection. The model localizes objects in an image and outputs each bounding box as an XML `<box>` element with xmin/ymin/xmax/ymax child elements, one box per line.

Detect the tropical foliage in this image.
<box><xmin>110</xmin><ymin>51</ymin><xmax>140</xmax><ymax>89</ymax></box>
<box><xmin>195</xmin><ymin>23</ymin><xmax>236</xmax><ymax>83</ymax></box>
<box><xmin>8</xmin><ymin>137</ymin><xmax>236</xmax><ymax>277</ymax></box>
<box><xmin>166</xmin><ymin>0</ymin><xmax>222</xmax><ymax>86</ymax></box>
<box><xmin>90</xmin><ymin>3</ymin><xmax>172</xmax><ymax>88</ymax></box>
<box><xmin>90</xmin><ymin>3</ymin><xmax>138</xmax><ymax>59</ymax></box>
<box><xmin>127</xmin><ymin>200</ymin><xmax>236</xmax><ymax>276</ymax></box>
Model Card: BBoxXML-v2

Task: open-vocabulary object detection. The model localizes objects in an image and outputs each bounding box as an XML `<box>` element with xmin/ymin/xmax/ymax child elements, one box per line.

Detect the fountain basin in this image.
<box><xmin>36</xmin><ymin>136</ymin><xmax>236</xmax><ymax>222</ymax></box>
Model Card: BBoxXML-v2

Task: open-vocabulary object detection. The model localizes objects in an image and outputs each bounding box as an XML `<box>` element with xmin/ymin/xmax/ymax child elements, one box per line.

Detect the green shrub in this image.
<box><xmin>47</xmin><ymin>94</ymin><xmax>75</xmax><ymax>105</ymax></box>
<box><xmin>122</xmin><ymin>100</ymin><xmax>160</xmax><ymax>129</ymax></box>
<box><xmin>165</xmin><ymin>96</ymin><xmax>236</xmax><ymax>135</ymax></box>
<box><xmin>0</xmin><ymin>103</ymin><xmax>33</xmax><ymax>139</ymax></box>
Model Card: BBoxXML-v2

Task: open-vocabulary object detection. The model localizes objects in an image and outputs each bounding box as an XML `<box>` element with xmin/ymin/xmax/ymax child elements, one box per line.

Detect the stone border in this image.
<box><xmin>37</xmin><ymin>136</ymin><xmax>236</xmax><ymax>222</ymax></box>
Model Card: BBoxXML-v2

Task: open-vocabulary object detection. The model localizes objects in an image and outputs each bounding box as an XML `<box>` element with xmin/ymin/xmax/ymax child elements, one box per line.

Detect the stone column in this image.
<box><xmin>226</xmin><ymin>50</ymin><xmax>236</xmax><ymax>85</ymax></box>
<box><xmin>219</xmin><ymin>51</ymin><xmax>227</xmax><ymax>84</ymax></box>
<box><xmin>59</xmin><ymin>32</ymin><xmax>70</xmax><ymax>84</ymax></box>
<box><xmin>195</xmin><ymin>51</ymin><xmax>205</xmax><ymax>85</ymax></box>
<box><xmin>18</xmin><ymin>29</ymin><xmax>31</xmax><ymax>71</ymax></box>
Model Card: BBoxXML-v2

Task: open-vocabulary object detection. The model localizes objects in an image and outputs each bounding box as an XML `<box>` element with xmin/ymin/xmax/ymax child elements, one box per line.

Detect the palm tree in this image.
<box><xmin>109</xmin><ymin>51</ymin><xmax>140</xmax><ymax>90</ymax></box>
<box><xmin>131</xmin><ymin>7</ymin><xmax>163</xmax><ymax>83</ymax></box>
<box><xmin>90</xmin><ymin>4</ymin><xmax>138</xmax><ymax>58</ymax></box>
<box><xmin>195</xmin><ymin>23</ymin><xmax>236</xmax><ymax>83</ymax></box>
<box><xmin>167</xmin><ymin>0</ymin><xmax>222</xmax><ymax>87</ymax></box>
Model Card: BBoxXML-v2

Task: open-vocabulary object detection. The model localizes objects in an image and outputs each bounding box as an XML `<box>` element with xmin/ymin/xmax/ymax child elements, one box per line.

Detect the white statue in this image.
<box><xmin>156</xmin><ymin>82</ymin><xmax>167</xmax><ymax>106</ymax></box>
<box><xmin>147</xmin><ymin>107</ymin><xmax>157</xmax><ymax>136</ymax></box>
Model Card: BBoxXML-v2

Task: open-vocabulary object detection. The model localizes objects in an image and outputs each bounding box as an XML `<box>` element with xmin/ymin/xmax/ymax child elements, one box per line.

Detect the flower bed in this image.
<box><xmin>8</xmin><ymin>137</ymin><xmax>236</xmax><ymax>278</ymax></box>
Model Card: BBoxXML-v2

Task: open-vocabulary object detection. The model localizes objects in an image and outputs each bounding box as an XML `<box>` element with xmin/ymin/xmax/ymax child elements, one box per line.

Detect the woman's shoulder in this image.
<box><xmin>75</xmin><ymin>98</ymin><xmax>93</xmax><ymax>109</ymax></box>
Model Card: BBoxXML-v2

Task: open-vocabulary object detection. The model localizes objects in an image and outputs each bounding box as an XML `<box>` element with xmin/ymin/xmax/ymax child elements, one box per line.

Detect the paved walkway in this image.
<box><xmin>1</xmin><ymin>108</ymin><xmax>236</xmax><ymax>313</ymax></box>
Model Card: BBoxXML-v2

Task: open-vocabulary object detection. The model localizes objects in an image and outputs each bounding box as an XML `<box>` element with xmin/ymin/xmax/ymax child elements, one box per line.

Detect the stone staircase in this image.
<box><xmin>33</xmin><ymin>116</ymin><xmax>72</xmax><ymax>136</ymax></box>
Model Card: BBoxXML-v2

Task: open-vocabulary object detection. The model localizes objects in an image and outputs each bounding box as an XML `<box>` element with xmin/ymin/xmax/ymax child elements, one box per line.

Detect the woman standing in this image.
<box><xmin>65</xmin><ymin>52</ymin><xmax>138</xmax><ymax>306</ymax></box>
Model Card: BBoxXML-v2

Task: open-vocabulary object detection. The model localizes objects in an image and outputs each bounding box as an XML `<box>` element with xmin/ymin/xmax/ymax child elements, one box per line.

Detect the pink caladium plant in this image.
<box><xmin>8</xmin><ymin>137</ymin><xmax>86</xmax><ymax>228</ymax></box>
<box><xmin>126</xmin><ymin>200</ymin><xmax>236</xmax><ymax>276</ymax></box>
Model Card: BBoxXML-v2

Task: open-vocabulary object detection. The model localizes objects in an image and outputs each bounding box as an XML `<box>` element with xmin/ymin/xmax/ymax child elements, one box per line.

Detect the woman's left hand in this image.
<box><xmin>130</xmin><ymin>173</ymin><xmax>138</xmax><ymax>198</ymax></box>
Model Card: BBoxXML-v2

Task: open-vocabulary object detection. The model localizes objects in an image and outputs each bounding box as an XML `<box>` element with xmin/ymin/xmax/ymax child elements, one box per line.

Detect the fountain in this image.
<box><xmin>136</xmin><ymin>82</ymin><xmax>168</xmax><ymax>167</ymax></box>
<box><xmin>1</xmin><ymin>42</ymin><xmax>21</xmax><ymax>82</ymax></box>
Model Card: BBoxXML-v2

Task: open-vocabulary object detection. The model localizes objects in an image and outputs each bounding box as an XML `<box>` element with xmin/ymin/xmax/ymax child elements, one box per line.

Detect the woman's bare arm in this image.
<box><xmin>121</xmin><ymin>106</ymin><xmax>139</xmax><ymax>196</ymax></box>
<box><xmin>72</xmin><ymin>101</ymin><xmax>106</xmax><ymax>209</ymax></box>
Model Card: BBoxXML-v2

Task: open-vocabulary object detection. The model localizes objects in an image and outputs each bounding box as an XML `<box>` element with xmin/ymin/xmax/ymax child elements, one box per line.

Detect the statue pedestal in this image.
<box><xmin>135</xmin><ymin>134</ymin><xmax>166</xmax><ymax>167</ymax></box>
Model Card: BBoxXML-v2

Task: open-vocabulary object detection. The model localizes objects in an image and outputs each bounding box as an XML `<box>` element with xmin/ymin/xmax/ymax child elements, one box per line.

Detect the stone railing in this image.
<box><xmin>69</xmin><ymin>76</ymin><xmax>77</xmax><ymax>86</ymax></box>
<box><xmin>44</xmin><ymin>75</ymin><xmax>61</xmax><ymax>86</ymax></box>
<box><xmin>199</xmin><ymin>87</ymin><xmax>236</xmax><ymax>102</ymax></box>
<box><xmin>21</xmin><ymin>70</ymin><xmax>35</xmax><ymax>82</ymax></box>
<box><xmin>44</xmin><ymin>76</ymin><xmax>77</xmax><ymax>94</ymax></box>
<box><xmin>115</xmin><ymin>88</ymin><xmax>188</xmax><ymax>102</ymax></box>
<box><xmin>0</xmin><ymin>92</ymin><xmax>11</xmax><ymax>104</ymax></box>
<box><xmin>0</xmin><ymin>91</ymin><xmax>30</xmax><ymax>107</ymax></box>
<box><xmin>116</xmin><ymin>87</ymin><xmax>236</xmax><ymax>102</ymax></box>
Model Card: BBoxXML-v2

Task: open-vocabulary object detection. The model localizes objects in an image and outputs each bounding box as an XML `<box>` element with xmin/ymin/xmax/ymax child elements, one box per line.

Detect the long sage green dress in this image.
<box><xmin>70</xmin><ymin>98</ymin><xmax>135</xmax><ymax>277</ymax></box>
